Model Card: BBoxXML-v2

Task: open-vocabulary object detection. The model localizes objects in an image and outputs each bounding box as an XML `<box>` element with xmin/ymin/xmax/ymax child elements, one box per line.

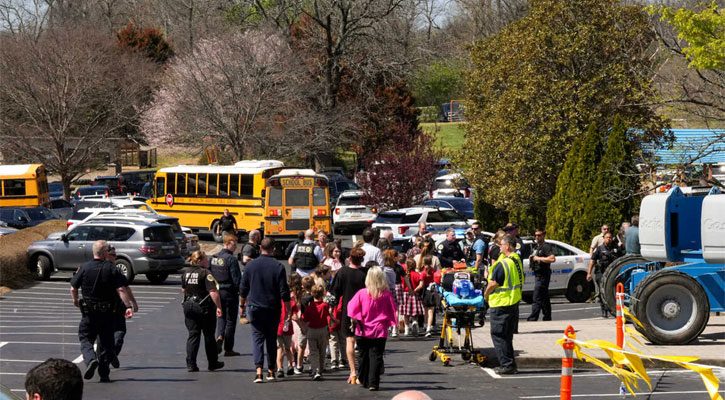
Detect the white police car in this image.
<box><xmin>372</xmin><ymin>206</ymin><xmax>470</xmax><ymax>240</ymax></box>
<box><xmin>332</xmin><ymin>190</ymin><xmax>378</xmax><ymax>234</ymax></box>
<box><xmin>518</xmin><ymin>238</ymin><xmax>592</xmax><ymax>303</ymax></box>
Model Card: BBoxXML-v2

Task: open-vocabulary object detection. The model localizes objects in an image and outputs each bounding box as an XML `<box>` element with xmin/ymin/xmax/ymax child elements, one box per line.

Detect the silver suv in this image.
<box><xmin>27</xmin><ymin>220</ymin><xmax>184</xmax><ymax>284</ymax></box>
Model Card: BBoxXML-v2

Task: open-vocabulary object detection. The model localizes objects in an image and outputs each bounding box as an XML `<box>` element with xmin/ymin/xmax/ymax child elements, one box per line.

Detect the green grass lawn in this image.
<box><xmin>420</xmin><ymin>122</ymin><xmax>466</xmax><ymax>150</ymax></box>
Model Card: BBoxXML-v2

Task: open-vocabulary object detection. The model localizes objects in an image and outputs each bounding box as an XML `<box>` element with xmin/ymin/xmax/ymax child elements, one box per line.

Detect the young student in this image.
<box><xmin>294</xmin><ymin>276</ymin><xmax>315</xmax><ymax>375</ymax></box>
<box><xmin>346</xmin><ymin>266</ymin><xmax>397</xmax><ymax>391</ymax></box>
<box><xmin>400</xmin><ymin>259</ymin><xmax>424</xmax><ymax>336</ymax></box>
<box><xmin>419</xmin><ymin>255</ymin><xmax>437</xmax><ymax>337</ymax></box>
<box><xmin>276</xmin><ymin>276</ymin><xmax>299</xmax><ymax>378</ymax></box>
<box><xmin>301</xmin><ymin>284</ymin><xmax>337</xmax><ymax>380</ymax></box>
<box><xmin>328</xmin><ymin>296</ymin><xmax>344</xmax><ymax>370</ymax></box>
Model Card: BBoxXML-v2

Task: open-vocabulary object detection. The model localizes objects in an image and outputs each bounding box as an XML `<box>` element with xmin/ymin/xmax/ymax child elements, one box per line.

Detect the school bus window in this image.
<box><xmin>229</xmin><ymin>174</ymin><xmax>240</xmax><ymax>197</ymax></box>
<box><xmin>155</xmin><ymin>177</ymin><xmax>166</xmax><ymax>197</ymax></box>
<box><xmin>208</xmin><ymin>174</ymin><xmax>218</xmax><ymax>196</ymax></box>
<box><xmin>286</xmin><ymin>189</ymin><xmax>309</xmax><ymax>206</ymax></box>
<box><xmin>269</xmin><ymin>187</ymin><xmax>282</xmax><ymax>207</ymax></box>
<box><xmin>4</xmin><ymin>179</ymin><xmax>26</xmax><ymax>196</ymax></box>
<box><xmin>312</xmin><ymin>187</ymin><xmax>326</xmax><ymax>206</ymax></box>
<box><xmin>197</xmin><ymin>174</ymin><xmax>207</xmax><ymax>195</ymax></box>
<box><xmin>178</xmin><ymin>173</ymin><xmax>188</xmax><ymax>194</ymax></box>
<box><xmin>240</xmin><ymin>174</ymin><xmax>253</xmax><ymax>197</ymax></box>
<box><xmin>187</xmin><ymin>173</ymin><xmax>198</xmax><ymax>195</ymax></box>
<box><xmin>167</xmin><ymin>173</ymin><xmax>177</xmax><ymax>194</ymax></box>
<box><xmin>219</xmin><ymin>174</ymin><xmax>229</xmax><ymax>197</ymax></box>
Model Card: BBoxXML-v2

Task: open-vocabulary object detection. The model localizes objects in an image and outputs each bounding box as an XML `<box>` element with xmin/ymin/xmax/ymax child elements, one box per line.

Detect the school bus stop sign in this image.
<box><xmin>165</xmin><ymin>194</ymin><xmax>174</xmax><ymax>207</ymax></box>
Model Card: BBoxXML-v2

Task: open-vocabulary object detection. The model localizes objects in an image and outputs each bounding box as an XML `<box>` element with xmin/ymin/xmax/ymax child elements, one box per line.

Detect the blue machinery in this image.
<box><xmin>602</xmin><ymin>186</ymin><xmax>724</xmax><ymax>345</ymax></box>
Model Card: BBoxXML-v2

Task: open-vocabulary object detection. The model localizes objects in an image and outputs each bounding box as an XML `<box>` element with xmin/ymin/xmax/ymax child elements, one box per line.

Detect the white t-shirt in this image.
<box><xmin>361</xmin><ymin>242</ymin><xmax>383</xmax><ymax>267</ymax></box>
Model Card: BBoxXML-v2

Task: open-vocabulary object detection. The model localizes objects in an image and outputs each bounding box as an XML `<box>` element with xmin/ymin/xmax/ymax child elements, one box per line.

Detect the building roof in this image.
<box><xmin>651</xmin><ymin>129</ymin><xmax>725</xmax><ymax>165</ymax></box>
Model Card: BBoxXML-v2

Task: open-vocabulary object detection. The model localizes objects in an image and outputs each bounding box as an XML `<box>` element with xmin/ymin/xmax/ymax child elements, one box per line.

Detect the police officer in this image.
<box><xmin>106</xmin><ymin>246</ymin><xmax>138</xmax><ymax>369</ymax></box>
<box><xmin>484</xmin><ymin>234</ymin><xmax>523</xmax><ymax>375</ymax></box>
<box><xmin>216</xmin><ymin>209</ymin><xmax>238</xmax><ymax>240</ymax></box>
<box><xmin>503</xmin><ymin>223</ymin><xmax>531</xmax><ymax>259</ymax></box>
<box><xmin>438</xmin><ymin>228</ymin><xmax>466</xmax><ymax>269</ymax></box>
<box><xmin>182</xmin><ymin>250</ymin><xmax>224</xmax><ymax>372</ymax></box>
<box><xmin>587</xmin><ymin>231</ymin><xmax>621</xmax><ymax>318</ymax></box>
<box><xmin>210</xmin><ymin>234</ymin><xmax>242</xmax><ymax>356</ymax></box>
<box><xmin>70</xmin><ymin>240</ymin><xmax>134</xmax><ymax>382</ymax></box>
<box><xmin>526</xmin><ymin>229</ymin><xmax>556</xmax><ymax>321</ymax></box>
<box><xmin>289</xmin><ymin>229</ymin><xmax>318</xmax><ymax>277</ymax></box>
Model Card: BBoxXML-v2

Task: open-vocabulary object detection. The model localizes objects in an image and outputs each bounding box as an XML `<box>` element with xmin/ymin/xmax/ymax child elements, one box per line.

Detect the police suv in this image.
<box><xmin>371</xmin><ymin>206</ymin><xmax>470</xmax><ymax>240</ymax></box>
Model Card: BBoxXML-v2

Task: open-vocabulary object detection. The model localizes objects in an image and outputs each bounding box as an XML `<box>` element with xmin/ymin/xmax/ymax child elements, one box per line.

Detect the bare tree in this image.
<box><xmin>0</xmin><ymin>0</ymin><xmax>52</xmax><ymax>39</ymax></box>
<box><xmin>0</xmin><ymin>26</ymin><xmax>158</xmax><ymax>199</ymax></box>
<box><xmin>446</xmin><ymin>0</ymin><xmax>528</xmax><ymax>44</ymax></box>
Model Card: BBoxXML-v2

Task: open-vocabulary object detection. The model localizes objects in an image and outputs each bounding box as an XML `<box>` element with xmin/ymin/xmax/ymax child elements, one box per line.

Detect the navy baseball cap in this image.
<box><xmin>503</xmin><ymin>223</ymin><xmax>519</xmax><ymax>232</ymax></box>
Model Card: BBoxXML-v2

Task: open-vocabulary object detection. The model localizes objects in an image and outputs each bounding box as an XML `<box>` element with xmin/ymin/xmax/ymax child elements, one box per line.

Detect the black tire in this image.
<box><xmin>32</xmin><ymin>255</ymin><xmax>52</xmax><ymax>280</ymax></box>
<box><xmin>429</xmin><ymin>352</ymin><xmax>437</xmax><ymax>362</ymax></box>
<box><xmin>565</xmin><ymin>272</ymin><xmax>591</xmax><ymax>303</ymax></box>
<box><xmin>211</xmin><ymin>220</ymin><xmax>223</xmax><ymax>243</ymax></box>
<box><xmin>461</xmin><ymin>352</ymin><xmax>472</xmax><ymax>361</ymax></box>
<box><xmin>521</xmin><ymin>292</ymin><xmax>533</xmax><ymax>304</ymax></box>
<box><xmin>145</xmin><ymin>272</ymin><xmax>169</xmax><ymax>284</ymax></box>
<box><xmin>601</xmin><ymin>255</ymin><xmax>649</xmax><ymax>315</ymax></box>
<box><xmin>115</xmin><ymin>259</ymin><xmax>135</xmax><ymax>284</ymax></box>
<box><xmin>631</xmin><ymin>269</ymin><xmax>710</xmax><ymax>345</ymax></box>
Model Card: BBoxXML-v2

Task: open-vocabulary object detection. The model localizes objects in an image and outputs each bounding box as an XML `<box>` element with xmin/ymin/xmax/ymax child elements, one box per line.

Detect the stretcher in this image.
<box><xmin>429</xmin><ymin>288</ymin><xmax>487</xmax><ymax>367</ymax></box>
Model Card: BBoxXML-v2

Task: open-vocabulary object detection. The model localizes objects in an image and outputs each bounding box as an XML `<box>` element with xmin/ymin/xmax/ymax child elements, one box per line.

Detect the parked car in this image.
<box><xmin>328</xmin><ymin>175</ymin><xmax>360</xmax><ymax>209</ymax></box>
<box><xmin>66</xmin><ymin>198</ymin><xmax>157</xmax><ymax>229</ymax></box>
<box><xmin>332</xmin><ymin>190</ymin><xmax>377</xmax><ymax>234</ymax></box>
<box><xmin>72</xmin><ymin>186</ymin><xmax>110</xmax><ymax>202</ymax></box>
<box><xmin>28</xmin><ymin>220</ymin><xmax>184</xmax><ymax>283</ymax></box>
<box><xmin>0</xmin><ymin>221</ymin><xmax>18</xmax><ymax>238</ymax></box>
<box><xmin>48</xmin><ymin>182</ymin><xmax>64</xmax><ymax>199</ymax></box>
<box><xmin>118</xmin><ymin>169</ymin><xmax>157</xmax><ymax>195</ymax></box>
<box><xmin>430</xmin><ymin>172</ymin><xmax>472</xmax><ymax>199</ymax></box>
<box><xmin>422</xmin><ymin>197</ymin><xmax>475</xmax><ymax>219</ymax></box>
<box><xmin>47</xmin><ymin>198</ymin><xmax>74</xmax><ymax>220</ymax></box>
<box><xmin>92</xmin><ymin>176</ymin><xmax>126</xmax><ymax>195</ymax></box>
<box><xmin>371</xmin><ymin>206</ymin><xmax>470</xmax><ymax>240</ymax></box>
<box><xmin>0</xmin><ymin>206</ymin><xmax>59</xmax><ymax>229</ymax></box>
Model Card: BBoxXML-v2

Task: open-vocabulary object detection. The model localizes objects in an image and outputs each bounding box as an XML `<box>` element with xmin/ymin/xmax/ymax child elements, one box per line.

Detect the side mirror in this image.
<box><xmin>18</xmin><ymin>216</ymin><xmax>28</xmax><ymax>223</ymax></box>
<box><xmin>61</xmin><ymin>234</ymin><xmax>68</xmax><ymax>242</ymax></box>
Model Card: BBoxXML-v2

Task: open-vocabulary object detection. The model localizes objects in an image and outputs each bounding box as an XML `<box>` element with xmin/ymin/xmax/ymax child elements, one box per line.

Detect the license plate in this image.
<box><xmin>347</xmin><ymin>214</ymin><xmax>362</xmax><ymax>219</ymax></box>
<box><xmin>291</xmin><ymin>209</ymin><xmax>310</xmax><ymax>219</ymax></box>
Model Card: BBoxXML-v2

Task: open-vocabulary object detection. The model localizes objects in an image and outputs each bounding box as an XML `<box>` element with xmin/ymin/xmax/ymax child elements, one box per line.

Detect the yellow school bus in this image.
<box><xmin>0</xmin><ymin>164</ymin><xmax>50</xmax><ymax>207</ymax></box>
<box><xmin>264</xmin><ymin>169</ymin><xmax>331</xmax><ymax>243</ymax></box>
<box><xmin>147</xmin><ymin>160</ymin><xmax>284</xmax><ymax>242</ymax></box>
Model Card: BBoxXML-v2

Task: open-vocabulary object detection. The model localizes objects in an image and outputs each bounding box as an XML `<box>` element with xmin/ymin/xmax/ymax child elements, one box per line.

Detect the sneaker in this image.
<box><xmin>494</xmin><ymin>365</ymin><xmax>518</xmax><ymax>375</ymax></box>
<box><xmin>425</xmin><ymin>329</ymin><xmax>432</xmax><ymax>338</ymax></box>
<box><xmin>391</xmin><ymin>327</ymin><xmax>399</xmax><ymax>338</ymax></box>
<box><xmin>254</xmin><ymin>374</ymin><xmax>263</xmax><ymax>383</ymax></box>
<box><xmin>224</xmin><ymin>350</ymin><xmax>241</xmax><ymax>357</ymax></box>
<box><xmin>216</xmin><ymin>336</ymin><xmax>223</xmax><ymax>354</ymax></box>
<box><xmin>403</xmin><ymin>326</ymin><xmax>410</xmax><ymax>336</ymax></box>
<box><xmin>287</xmin><ymin>366</ymin><xmax>295</xmax><ymax>375</ymax></box>
<box><xmin>312</xmin><ymin>371</ymin><xmax>322</xmax><ymax>381</ymax></box>
<box><xmin>110</xmin><ymin>355</ymin><xmax>120</xmax><ymax>369</ymax></box>
<box><xmin>187</xmin><ymin>365</ymin><xmax>199</xmax><ymax>372</ymax></box>
<box><xmin>84</xmin><ymin>360</ymin><xmax>98</xmax><ymax>380</ymax></box>
<box><xmin>330</xmin><ymin>361</ymin><xmax>338</xmax><ymax>370</ymax></box>
<box><xmin>208</xmin><ymin>361</ymin><xmax>224</xmax><ymax>371</ymax></box>
<box><xmin>266</xmin><ymin>371</ymin><xmax>276</xmax><ymax>381</ymax></box>
<box><xmin>293</xmin><ymin>366</ymin><xmax>303</xmax><ymax>375</ymax></box>
<box><xmin>411</xmin><ymin>321</ymin><xmax>419</xmax><ymax>336</ymax></box>
<box><xmin>276</xmin><ymin>369</ymin><xmax>284</xmax><ymax>378</ymax></box>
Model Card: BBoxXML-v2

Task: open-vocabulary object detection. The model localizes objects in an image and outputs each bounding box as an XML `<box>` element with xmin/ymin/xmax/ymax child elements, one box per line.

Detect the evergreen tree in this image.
<box><xmin>569</xmin><ymin>123</ymin><xmax>605</xmax><ymax>249</ymax></box>
<box><xmin>546</xmin><ymin>127</ymin><xmax>585</xmax><ymax>242</ymax></box>
<box><xmin>586</xmin><ymin>116</ymin><xmax>640</xmax><ymax>238</ymax></box>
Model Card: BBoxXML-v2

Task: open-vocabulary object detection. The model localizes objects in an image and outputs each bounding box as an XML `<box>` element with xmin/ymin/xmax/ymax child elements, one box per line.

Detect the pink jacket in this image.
<box><xmin>347</xmin><ymin>288</ymin><xmax>397</xmax><ymax>339</ymax></box>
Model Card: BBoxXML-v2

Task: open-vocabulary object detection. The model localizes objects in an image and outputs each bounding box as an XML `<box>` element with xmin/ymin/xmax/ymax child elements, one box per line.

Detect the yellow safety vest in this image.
<box><xmin>488</xmin><ymin>253</ymin><xmax>523</xmax><ymax>308</ymax></box>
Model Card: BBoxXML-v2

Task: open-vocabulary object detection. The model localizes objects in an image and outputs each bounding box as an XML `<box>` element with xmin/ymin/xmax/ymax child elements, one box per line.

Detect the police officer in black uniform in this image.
<box><xmin>182</xmin><ymin>250</ymin><xmax>224</xmax><ymax>372</ymax></box>
<box><xmin>587</xmin><ymin>231</ymin><xmax>621</xmax><ymax>318</ymax></box>
<box><xmin>70</xmin><ymin>240</ymin><xmax>133</xmax><ymax>382</ymax></box>
<box><xmin>526</xmin><ymin>229</ymin><xmax>556</xmax><ymax>321</ymax></box>
<box><xmin>290</xmin><ymin>229</ymin><xmax>318</xmax><ymax>276</ymax></box>
<box><xmin>210</xmin><ymin>234</ymin><xmax>243</xmax><ymax>356</ymax></box>
<box><xmin>438</xmin><ymin>227</ymin><xmax>466</xmax><ymax>268</ymax></box>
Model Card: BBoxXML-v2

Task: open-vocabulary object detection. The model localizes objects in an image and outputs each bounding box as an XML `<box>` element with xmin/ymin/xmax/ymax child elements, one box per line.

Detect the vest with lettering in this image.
<box><xmin>293</xmin><ymin>244</ymin><xmax>318</xmax><ymax>271</ymax></box>
<box><xmin>209</xmin><ymin>255</ymin><xmax>231</xmax><ymax>284</ymax></box>
<box><xmin>489</xmin><ymin>254</ymin><xmax>523</xmax><ymax>308</ymax></box>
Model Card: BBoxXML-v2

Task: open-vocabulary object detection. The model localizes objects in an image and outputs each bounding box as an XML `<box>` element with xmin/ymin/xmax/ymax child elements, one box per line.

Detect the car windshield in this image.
<box><xmin>438</xmin><ymin>210</ymin><xmax>466</xmax><ymax>222</ymax></box>
<box><xmin>159</xmin><ymin>218</ymin><xmax>182</xmax><ymax>233</ymax></box>
<box><xmin>335</xmin><ymin>181</ymin><xmax>359</xmax><ymax>192</ymax></box>
<box><xmin>143</xmin><ymin>226</ymin><xmax>175</xmax><ymax>242</ymax></box>
<box><xmin>94</xmin><ymin>178</ymin><xmax>118</xmax><ymax>186</ymax></box>
<box><xmin>338</xmin><ymin>196</ymin><xmax>361</xmax><ymax>206</ymax></box>
<box><xmin>432</xmin><ymin>177</ymin><xmax>469</xmax><ymax>190</ymax></box>
<box><xmin>445</xmin><ymin>199</ymin><xmax>474</xmax><ymax>210</ymax></box>
<box><xmin>78</xmin><ymin>187</ymin><xmax>106</xmax><ymax>196</ymax></box>
<box><xmin>25</xmin><ymin>208</ymin><xmax>55</xmax><ymax>220</ymax></box>
<box><xmin>375</xmin><ymin>212</ymin><xmax>404</xmax><ymax>224</ymax></box>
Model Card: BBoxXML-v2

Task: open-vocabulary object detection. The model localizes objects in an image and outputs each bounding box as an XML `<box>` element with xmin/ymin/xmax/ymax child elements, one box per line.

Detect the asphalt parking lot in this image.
<box><xmin>1</xmin><ymin>268</ymin><xmax>722</xmax><ymax>399</ymax></box>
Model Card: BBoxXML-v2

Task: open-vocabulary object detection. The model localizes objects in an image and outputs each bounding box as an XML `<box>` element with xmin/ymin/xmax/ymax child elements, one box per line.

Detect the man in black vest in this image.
<box><xmin>210</xmin><ymin>234</ymin><xmax>242</xmax><ymax>356</ymax></box>
<box><xmin>526</xmin><ymin>229</ymin><xmax>556</xmax><ymax>321</ymax></box>
<box><xmin>289</xmin><ymin>229</ymin><xmax>318</xmax><ymax>277</ymax></box>
<box><xmin>587</xmin><ymin>232</ymin><xmax>621</xmax><ymax>318</ymax></box>
<box><xmin>70</xmin><ymin>240</ymin><xmax>134</xmax><ymax>382</ymax></box>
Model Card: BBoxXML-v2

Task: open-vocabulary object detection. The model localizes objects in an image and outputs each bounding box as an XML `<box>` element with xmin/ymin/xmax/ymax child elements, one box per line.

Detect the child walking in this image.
<box><xmin>347</xmin><ymin>266</ymin><xmax>397</xmax><ymax>391</ymax></box>
<box><xmin>295</xmin><ymin>276</ymin><xmax>314</xmax><ymax>375</ymax></box>
<box><xmin>400</xmin><ymin>259</ymin><xmax>424</xmax><ymax>336</ymax></box>
<box><xmin>276</xmin><ymin>274</ymin><xmax>299</xmax><ymax>378</ymax></box>
<box><xmin>301</xmin><ymin>284</ymin><xmax>336</xmax><ymax>380</ymax></box>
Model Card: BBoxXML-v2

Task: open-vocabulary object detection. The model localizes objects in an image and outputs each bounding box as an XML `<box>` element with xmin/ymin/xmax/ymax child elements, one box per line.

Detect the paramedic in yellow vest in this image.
<box><xmin>484</xmin><ymin>234</ymin><xmax>523</xmax><ymax>375</ymax></box>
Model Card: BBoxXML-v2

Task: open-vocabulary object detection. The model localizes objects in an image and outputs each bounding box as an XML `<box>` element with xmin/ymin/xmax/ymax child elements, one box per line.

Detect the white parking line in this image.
<box><xmin>520</xmin><ymin>390</ymin><xmax>725</xmax><ymax>398</ymax></box>
<box><xmin>0</xmin><ymin>326</ymin><xmax>78</xmax><ymax>329</ymax></box>
<box><xmin>488</xmin><ymin>369</ymin><xmax>701</xmax><ymax>379</ymax></box>
<box><xmin>0</xmin><ymin>372</ymin><xmax>26</xmax><ymax>375</ymax></box>
<box><xmin>0</xmin><ymin>301</ymin><xmax>165</xmax><ymax>308</ymax></box>
<box><xmin>0</xmin><ymin>332</ymin><xmax>77</xmax><ymax>335</ymax></box>
<box><xmin>7</xmin><ymin>292</ymin><xmax>177</xmax><ymax>301</ymax></box>
<box><xmin>0</xmin><ymin>359</ymin><xmax>45</xmax><ymax>363</ymax></box>
<box><xmin>73</xmin><ymin>355</ymin><xmax>83</xmax><ymax>363</ymax></box>
<box><xmin>0</xmin><ymin>342</ymin><xmax>7</xmax><ymax>348</ymax></box>
<box><xmin>2</xmin><ymin>341</ymin><xmax>79</xmax><ymax>345</ymax></box>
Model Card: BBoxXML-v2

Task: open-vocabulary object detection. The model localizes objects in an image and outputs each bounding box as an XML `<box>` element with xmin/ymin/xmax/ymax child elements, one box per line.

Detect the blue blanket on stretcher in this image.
<box><xmin>442</xmin><ymin>291</ymin><xmax>485</xmax><ymax>309</ymax></box>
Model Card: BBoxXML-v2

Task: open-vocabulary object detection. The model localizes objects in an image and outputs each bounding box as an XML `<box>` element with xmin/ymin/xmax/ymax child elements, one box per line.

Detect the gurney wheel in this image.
<box><xmin>461</xmin><ymin>352</ymin><xmax>472</xmax><ymax>361</ymax></box>
<box><xmin>443</xmin><ymin>360</ymin><xmax>450</xmax><ymax>367</ymax></box>
<box><xmin>429</xmin><ymin>352</ymin><xmax>437</xmax><ymax>362</ymax></box>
